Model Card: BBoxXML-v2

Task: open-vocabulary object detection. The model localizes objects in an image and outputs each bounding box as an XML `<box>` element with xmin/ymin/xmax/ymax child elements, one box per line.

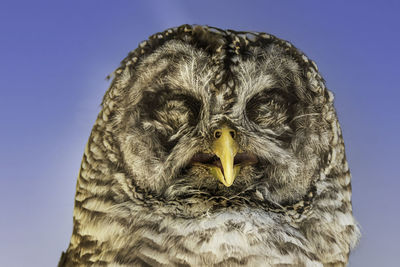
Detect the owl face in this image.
<box><xmin>114</xmin><ymin>35</ymin><xmax>331</xmax><ymax>208</ymax></box>
<box><xmin>61</xmin><ymin>26</ymin><xmax>359</xmax><ymax>266</ymax></box>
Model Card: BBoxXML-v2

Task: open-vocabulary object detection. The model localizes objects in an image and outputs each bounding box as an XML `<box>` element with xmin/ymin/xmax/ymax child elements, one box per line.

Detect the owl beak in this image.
<box><xmin>210</xmin><ymin>126</ymin><xmax>240</xmax><ymax>187</ymax></box>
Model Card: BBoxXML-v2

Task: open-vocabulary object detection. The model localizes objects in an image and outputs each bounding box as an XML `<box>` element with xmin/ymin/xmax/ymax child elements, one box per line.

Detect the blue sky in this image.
<box><xmin>1</xmin><ymin>1</ymin><xmax>399</xmax><ymax>266</ymax></box>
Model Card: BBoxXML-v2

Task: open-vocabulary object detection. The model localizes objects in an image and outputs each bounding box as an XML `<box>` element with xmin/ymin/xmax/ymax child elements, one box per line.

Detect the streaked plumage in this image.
<box><xmin>59</xmin><ymin>25</ymin><xmax>360</xmax><ymax>266</ymax></box>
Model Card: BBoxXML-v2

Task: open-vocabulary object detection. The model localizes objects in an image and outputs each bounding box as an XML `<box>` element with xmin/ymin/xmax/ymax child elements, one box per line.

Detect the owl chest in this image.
<box><xmin>133</xmin><ymin>221</ymin><xmax>265</xmax><ymax>265</ymax></box>
<box><xmin>126</xmin><ymin>211</ymin><xmax>312</xmax><ymax>266</ymax></box>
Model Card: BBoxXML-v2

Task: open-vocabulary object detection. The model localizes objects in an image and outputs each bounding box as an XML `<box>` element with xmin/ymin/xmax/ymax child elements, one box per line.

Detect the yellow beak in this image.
<box><xmin>209</xmin><ymin>126</ymin><xmax>240</xmax><ymax>187</ymax></box>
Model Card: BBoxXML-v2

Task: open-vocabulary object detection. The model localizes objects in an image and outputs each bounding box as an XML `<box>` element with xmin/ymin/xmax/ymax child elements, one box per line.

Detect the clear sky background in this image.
<box><xmin>1</xmin><ymin>1</ymin><xmax>399</xmax><ymax>266</ymax></box>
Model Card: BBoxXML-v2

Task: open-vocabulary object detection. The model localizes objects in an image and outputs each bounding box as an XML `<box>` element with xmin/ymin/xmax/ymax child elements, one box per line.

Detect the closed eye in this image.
<box><xmin>140</xmin><ymin>89</ymin><xmax>202</xmax><ymax>127</ymax></box>
<box><xmin>245</xmin><ymin>88</ymin><xmax>294</xmax><ymax>126</ymax></box>
<box><xmin>139</xmin><ymin>89</ymin><xmax>202</xmax><ymax>152</ymax></box>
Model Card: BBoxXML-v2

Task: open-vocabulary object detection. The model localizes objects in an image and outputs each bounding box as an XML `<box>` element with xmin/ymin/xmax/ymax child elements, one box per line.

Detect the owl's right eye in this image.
<box><xmin>138</xmin><ymin>90</ymin><xmax>202</xmax><ymax>152</ymax></box>
<box><xmin>140</xmin><ymin>90</ymin><xmax>202</xmax><ymax>131</ymax></box>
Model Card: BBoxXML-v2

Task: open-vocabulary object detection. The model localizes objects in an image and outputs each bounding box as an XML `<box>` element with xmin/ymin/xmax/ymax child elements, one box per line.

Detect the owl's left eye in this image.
<box><xmin>245</xmin><ymin>89</ymin><xmax>292</xmax><ymax>127</ymax></box>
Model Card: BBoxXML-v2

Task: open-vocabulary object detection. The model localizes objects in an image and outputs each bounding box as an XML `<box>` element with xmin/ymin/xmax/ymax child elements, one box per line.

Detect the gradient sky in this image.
<box><xmin>1</xmin><ymin>1</ymin><xmax>399</xmax><ymax>266</ymax></box>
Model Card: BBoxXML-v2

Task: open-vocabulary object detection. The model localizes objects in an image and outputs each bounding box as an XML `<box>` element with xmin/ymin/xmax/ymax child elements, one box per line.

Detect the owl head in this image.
<box><xmin>86</xmin><ymin>24</ymin><xmax>345</xmax><ymax>217</ymax></box>
<box><xmin>62</xmin><ymin>25</ymin><xmax>360</xmax><ymax>267</ymax></box>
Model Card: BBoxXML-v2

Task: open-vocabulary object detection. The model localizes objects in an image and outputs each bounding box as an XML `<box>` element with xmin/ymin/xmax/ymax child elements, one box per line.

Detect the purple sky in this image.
<box><xmin>1</xmin><ymin>1</ymin><xmax>399</xmax><ymax>266</ymax></box>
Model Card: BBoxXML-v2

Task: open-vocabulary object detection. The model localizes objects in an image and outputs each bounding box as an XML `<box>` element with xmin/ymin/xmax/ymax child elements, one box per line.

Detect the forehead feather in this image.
<box><xmin>108</xmin><ymin>25</ymin><xmax>329</xmax><ymax>113</ymax></box>
<box><xmin>132</xmin><ymin>40</ymin><xmax>215</xmax><ymax>95</ymax></box>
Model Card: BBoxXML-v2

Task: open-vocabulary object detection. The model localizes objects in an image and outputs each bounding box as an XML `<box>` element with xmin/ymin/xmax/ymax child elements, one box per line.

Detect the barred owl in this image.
<box><xmin>59</xmin><ymin>25</ymin><xmax>359</xmax><ymax>266</ymax></box>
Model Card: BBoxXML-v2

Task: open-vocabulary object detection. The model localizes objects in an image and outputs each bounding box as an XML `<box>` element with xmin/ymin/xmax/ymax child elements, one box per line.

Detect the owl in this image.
<box><xmin>59</xmin><ymin>25</ymin><xmax>360</xmax><ymax>266</ymax></box>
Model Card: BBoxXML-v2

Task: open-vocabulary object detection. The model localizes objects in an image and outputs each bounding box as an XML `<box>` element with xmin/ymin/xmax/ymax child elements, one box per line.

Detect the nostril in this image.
<box><xmin>229</xmin><ymin>130</ymin><xmax>236</xmax><ymax>138</ymax></box>
<box><xmin>214</xmin><ymin>130</ymin><xmax>222</xmax><ymax>139</ymax></box>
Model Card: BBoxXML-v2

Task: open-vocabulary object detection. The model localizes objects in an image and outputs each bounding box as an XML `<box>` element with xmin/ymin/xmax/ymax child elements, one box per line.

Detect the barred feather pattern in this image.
<box><xmin>59</xmin><ymin>25</ymin><xmax>360</xmax><ymax>267</ymax></box>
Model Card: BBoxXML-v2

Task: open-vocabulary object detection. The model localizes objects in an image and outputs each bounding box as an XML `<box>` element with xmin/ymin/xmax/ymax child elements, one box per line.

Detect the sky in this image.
<box><xmin>0</xmin><ymin>0</ymin><xmax>399</xmax><ymax>266</ymax></box>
